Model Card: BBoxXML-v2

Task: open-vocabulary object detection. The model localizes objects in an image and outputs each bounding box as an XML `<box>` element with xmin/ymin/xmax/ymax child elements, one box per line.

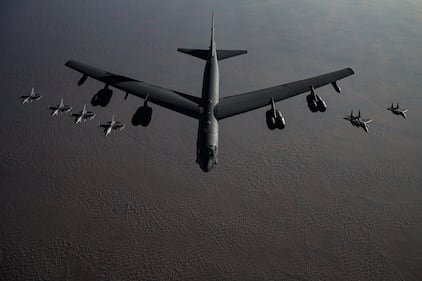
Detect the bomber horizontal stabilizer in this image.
<box><xmin>177</xmin><ymin>48</ymin><xmax>247</xmax><ymax>61</ymax></box>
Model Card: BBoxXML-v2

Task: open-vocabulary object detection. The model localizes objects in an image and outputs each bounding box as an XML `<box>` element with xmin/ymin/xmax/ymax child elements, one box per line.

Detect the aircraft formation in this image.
<box><xmin>20</xmin><ymin>88</ymin><xmax>125</xmax><ymax>136</ymax></box>
<box><xmin>19</xmin><ymin>15</ymin><xmax>409</xmax><ymax>171</ymax></box>
<box><xmin>342</xmin><ymin>101</ymin><xmax>408</xmax><ymax>133</ymax></box>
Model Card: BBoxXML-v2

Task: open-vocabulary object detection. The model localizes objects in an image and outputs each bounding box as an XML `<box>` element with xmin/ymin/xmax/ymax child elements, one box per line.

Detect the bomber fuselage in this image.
<box><xmin>196</xmin><ymin>32</ymin><xmax>219</xmax><ymax>172</ymax></box>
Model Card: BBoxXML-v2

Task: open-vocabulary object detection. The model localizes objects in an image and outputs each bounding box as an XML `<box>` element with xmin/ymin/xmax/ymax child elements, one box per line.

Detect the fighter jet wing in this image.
<box><xmin>215</xmin><ymin>68</ymin><xmax>354</xmax><ymax>120</ymax></box>
<box><xmin>65</xmin><ymin>60</ymin><xmax>201</xmax><ymax>119</ymax></box>
<box><xmin>113</xmin><ymin>123</ymin><xmax>125</xmax><ymax>129</ymax></box>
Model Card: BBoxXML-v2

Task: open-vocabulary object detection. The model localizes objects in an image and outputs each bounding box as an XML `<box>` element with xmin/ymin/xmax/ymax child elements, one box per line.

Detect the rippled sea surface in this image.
<box><xmin>1</xmin><ymin>0</ymin><xmax>421</xmax><ymax>280</ymax></box>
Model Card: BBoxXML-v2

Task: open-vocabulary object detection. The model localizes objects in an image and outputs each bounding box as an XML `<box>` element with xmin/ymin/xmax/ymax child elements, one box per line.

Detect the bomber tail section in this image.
<box><xmin>177</xmin><ymin>48</ymin><xmax>247</xmax><ymax>61</ymax></box>
<box><xmin>177</xmin><ymin>48</ymin><xmax>209</xmax><ymax>60</ymax></box>
<box><xmin>177</xmin><ymin>13</ymin><xmax>247</xmax><ymax>61</ymax></box>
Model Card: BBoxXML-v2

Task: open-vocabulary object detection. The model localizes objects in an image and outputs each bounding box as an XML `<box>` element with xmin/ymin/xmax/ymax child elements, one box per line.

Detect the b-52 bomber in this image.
<box><xmin>48</xmin><ymin>98</ymin><xmax>72</xmax><ymax>116</ymax></box>
<box><xmin>20</xmin><ymin>88</ymin><xmax>41</xmax><ymax>104</ymax></box>
<box><xmin>72</xmin><ymin>104</ymin><xmax>96</xmax><ymax>124</ymax></box>
<box><xmin>387</xmin><ymin>102</ymin><xmax>408</xmax><ymax>119</ymax></box>
<box><xmin>65</xmin><ymin>14</ymin><xmax>355</xmax><ymax>172</ymax></box>
<box><xmin>344</xmin><ymin>110</ymin><xmax>372</xmax><ymax>133</ymax></box>
<box><xmin>99</xmin><ymin>114</ymin><xmax>125</xmax><ymax>136</ymax></box>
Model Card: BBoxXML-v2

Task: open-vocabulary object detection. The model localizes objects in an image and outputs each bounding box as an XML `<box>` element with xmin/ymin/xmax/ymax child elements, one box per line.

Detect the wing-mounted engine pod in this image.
<box><xmin>266</xmin><ymin>98</ymin><xmax>286</xmax><ymax>130</ymax></box>
<box><xmin>317</xmin><ymin>96</ymin><xmax>327</xmax><ymax>112</ymax></box>
<box><xmin>306</xmin><ymin>85</ymin><xmax>327</xmax><ymax>112</ymax></box>
<box><xmin>132</xmin><ymin>94</ymin><xmax>152</xmax><ymax>127</ymax></box>
<box><xmin>91</xmin><ymin>84</ymin><xmax>113</xmax><ymax>107</ymax></box>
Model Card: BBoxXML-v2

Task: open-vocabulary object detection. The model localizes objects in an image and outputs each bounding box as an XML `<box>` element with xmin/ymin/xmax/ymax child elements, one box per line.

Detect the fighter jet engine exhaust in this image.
<box><xmin>91</xmin><ymin>86</ymin><xmax>113</xmax><ymax>107</ymax></box>
<box><xmin>266</xmin><ymin>98</ymin><xmax>285</xmax><ymax>130</ymax></box>
<box><xmin>306</xmin><ymin>85</ymin><xmax>327</xmax><ymax>112</ymax></box>
<box><xmin>132</xmin><ymin>94</ymin><xmax>152</xmax><ymax>127</ymax></box>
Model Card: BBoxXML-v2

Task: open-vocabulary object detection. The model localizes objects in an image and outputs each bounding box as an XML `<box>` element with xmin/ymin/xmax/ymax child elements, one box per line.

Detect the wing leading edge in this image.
<box><xmin>65</xmin><ymin>60</ymin><xmax>201</xmax><ymax>119</ymax></box>
<box><xmin>215</xmin><ymin>68</ymin><xmax>354</xmax><ymax>120</ymax></box>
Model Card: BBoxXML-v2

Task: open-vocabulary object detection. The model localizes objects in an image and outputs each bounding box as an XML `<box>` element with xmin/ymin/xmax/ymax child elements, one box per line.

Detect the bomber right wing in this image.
<box><xmin>215</xmin><ymin>68</ymin><xmax>354</xmax><ymax>120</ymax></box>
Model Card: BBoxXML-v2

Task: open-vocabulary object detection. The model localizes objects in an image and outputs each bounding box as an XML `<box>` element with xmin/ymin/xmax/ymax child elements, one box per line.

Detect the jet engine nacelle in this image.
<box><xmin>306</xmin><ymin>94</ymin><xmax>318</xmax><ymax>112</ymax></box>
<box><xmin>266</xmin><ymin>109</ymin><xmax>285</xmax><ymax>130</ymax></box>
<box><xmin>317</xmin><ymin>97</ymin><xmax>327</xmax><ymax>112</ymax></box>
<box><xmin>306</xmin><ymin>85</ymin><xmax>327</xmax><ymax>112</ymax></box>
<box><xmin>91</xmin><ymin>87</ymin><xmax>113</xmax><ymax>107</ymax></box>
<box><xmin>132</xmin><ymin>104</ymin><xmax>152</xmax><ymax>127</ymax></box>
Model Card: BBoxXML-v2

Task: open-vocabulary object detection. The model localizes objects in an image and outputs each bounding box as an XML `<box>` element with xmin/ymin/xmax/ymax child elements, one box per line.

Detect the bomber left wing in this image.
<box><xmin>65</xmin><ymin>60</ymin><xmax>201</xmax><ymax>119</ymax></box>
<box><xmin>215</xmin><ymin>68</ymin><xmax>354</xmax><ymax>119</ymax></box>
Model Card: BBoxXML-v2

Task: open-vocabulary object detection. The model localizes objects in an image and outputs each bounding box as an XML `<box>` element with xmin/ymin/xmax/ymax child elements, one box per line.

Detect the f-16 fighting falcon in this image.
<box><xmin>99</xmin><ymin>114</ymin><xmax>125</xmax><ymax>136</ymax></box>
<box><xmin>72</xmin><ymin>104</ymin><xmax>96</xmax><ymax>124</ymax></box>
<box><xmin>387</xmin><ymin>102</ymin><xmax>408</xmax><ymax>119</ymax></box>
<box><xmin>344</xmin><ymin>110</ymin><xmax>372</xmax><ymax>133</ymax></box>
<box><xmin>20</xmin><ymin>88</ymin><xmax>41</xmax><ymax>104</ymax></box>
<box><xmin>48</xmin><ymin>98</ymin><xmax>72</xmax><ymax>116</ymax></box>
<box><xmin>65</xmin><ymin>14</ymin><xmax>355</xmax><ymax>172</ymax></box>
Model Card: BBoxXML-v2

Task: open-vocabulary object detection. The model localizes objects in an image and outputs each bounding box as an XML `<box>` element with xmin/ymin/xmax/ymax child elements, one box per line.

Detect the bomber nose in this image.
<box><xmin>206</xmin><ymin>159</ymin><xmax>214</xmax><ymax>172</ymax></box>
<box><xmin>199</xmin><ymin>158</ymin><xmax>214</xmax><ymax>172</ymax></box>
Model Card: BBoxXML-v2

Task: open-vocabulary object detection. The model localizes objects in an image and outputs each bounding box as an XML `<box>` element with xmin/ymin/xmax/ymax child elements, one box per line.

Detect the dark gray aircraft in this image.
<box><xmin>65</xmin><ymin>15</ymin><xmax>354</xmax><ymax>172</ymax></box>
<box><xmin>72</xmin><ymin>104</ymin><xmax>96</xmax><ymax>124</ymax></box>
<box><xmin>48</xmin><ymin>98</ymin><xmax>72</xmax><ymax>117</ymax></box>
<box><xmin>20</xmin><ymin>87</ymin><xmax>41</xmax><ymax>104</ymax></box>
<box><xmin>99</xmin><ymin>114</ymin><xmax>125</xmax><ymax>136</ymax></box>
<box><xmin>344</xmin><ymin>110</ymin><xmax>372</xmax><ymax>133</ymax></box>
<box><xmin>387</xmin><ymin>102</ymin><xmax>408</xmax><ymax>119</ymax></box>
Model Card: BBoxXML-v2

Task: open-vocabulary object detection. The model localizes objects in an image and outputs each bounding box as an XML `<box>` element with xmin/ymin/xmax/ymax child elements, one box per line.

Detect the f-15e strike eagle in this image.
<box><xmin>99</xmin><ymin>114</ymin><xmax>125</xmax><ymax>136</ymax></box>
<box><xmin>48</xmin><ymin>98</ymin><xmax>72</xmax><ymax>117</ymax></box>
<box><xmin>65</xmin><ymin>14</ymin><xmax>355</xmax><ymax>172</ymax></box>
<box><xmin>20</xmin><ymin>88</ymin><xmax>41</xmax><ymax>104</ymax></box>
<box><xmin>344</xmin><ymin>110</ymin><xmax>372</xmax><ymax>133</ymax></box>
<box><xmin>387</xmin><ymin>102</ymin><xmax>408</xmax><ymax>119</ymax></box>
<box><xmin>72</xmin><ymin>104</ymin><xmax>96</xmax><ymax>124</ymax></box>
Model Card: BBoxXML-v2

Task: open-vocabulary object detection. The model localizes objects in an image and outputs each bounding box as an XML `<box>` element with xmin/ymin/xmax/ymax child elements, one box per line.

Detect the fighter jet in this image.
<box><xmin>65</xmin><ymin>14</ymin><xmax>355</xmax><ymax>172</ymax></box>
<box><xmin>387</xmin><ymin>102</ymin><xmax>408</xmax><ymax>119</ymax></box>
<box><xmin>344</xmin><ymin>110</ymin><xmax>372</xmax><ymax>133</ymax></box>
<box><xmin>72</xmin><ymin>104</ymin><xmax>96</xmax><ymax>124</ymax></box>
<box><xmin>48</xmin><ymin>98</ymin><xmax>72</xmax><ymax>116</ymax></box>
<box><xmin>99</xmin><ymin>114</ymin><xmax>125</xmax><ymax>136</ymax></box>
<box><xmin>20</xmin><ymin>88</ymin><xmax>41</xmax><ymax>104</ymax></box>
